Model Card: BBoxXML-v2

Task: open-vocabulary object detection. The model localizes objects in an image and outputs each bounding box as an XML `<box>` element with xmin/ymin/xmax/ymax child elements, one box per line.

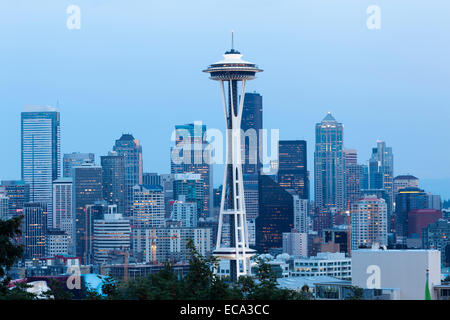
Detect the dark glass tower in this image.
<box><xmin>113</xmin><ymin>134</ymin><xmax>143</xmax><ymax>217</ymax></box>
<box><xmin>73</xmin><ymin>163</ymin><xmax>103</xmax><ymax>263</ymax></box>
<box><xmin>278</xmin><ymin>140</ymin><xmax>309</xmax><ymax>200</ymax></box>
<box><xmin>393</xmin><ymin>187</ymin><xmax>428</xmax><ymax>244</ymax></box>
<box><xmin>242</xmin><ymin>92</ymin><xmax>263</xmax><ymax>175</ymax></box>
<box><xmin>24</xmin><ymin>202</ymin><xmax>48</xmax><ymax>259</ymax></box>
<box><xmin>256</xmin><ymin>175</ymin><xmax>294</xmax><ymax>253</ymax></box>
<box><xmin>101</xmin><ymin>151</ymin><xmax>125</xmax><ymax>215</ymax></box>
<box><xmin>0</xmin><ymin>180</ymin><xmax>30</xmax><ymax>218</ymax></box>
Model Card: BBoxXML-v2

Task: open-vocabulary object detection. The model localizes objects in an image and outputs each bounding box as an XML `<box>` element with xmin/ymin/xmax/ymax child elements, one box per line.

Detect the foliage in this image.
<box><xmin>95</xmin><ymin>240</ymin><xmax>314</xmax><ymax>300</ymax></box>
<box><xmin>345</xmin><ymin>286</ymin><xmax>364</xmax><ymax>300</ymax></box>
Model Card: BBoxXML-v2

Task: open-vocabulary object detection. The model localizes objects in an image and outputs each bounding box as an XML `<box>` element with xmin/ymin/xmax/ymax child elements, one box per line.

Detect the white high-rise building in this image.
<box><xmin>93</xmin><ymin>206</ymin><xmax>131</xmax><ymax>264</ymax></box>
<box><xmin>351</xmin><ymin>195</ymin><xmax>388</xmax><ymax>250</ymax></box>
<box><xmin>21</xmin><ymin>106</ymin><xmax>61</xmax><ymax>228</ymax></box>
<box><xmin>134</xmin><ymin>227</ymin><xmax>213</xmax><ymax>264</ymax></box>
<box><xmin>282</xmin><ymin>232</ymin><xmax>307</xmax><ymax>257</ymax></box>
<box><xmin>46</xmin><ymin>229</ymin><xmax>69</xmax><ymax>257</ymax></box>
<box><xmin>132</xmin><ymin>184</ymin><xmax>165</xmax><ymax>229</ymax></box>
<box><xmin>0</xmin><ymin>194</ymin><xmax>9</xmax><ymax>220</ymax></box>
<box><xmin>52</xmin><ymin>178</ymin><xmax>73</xmax><ymax>253</ymax></box>
<box><xmin>171</xmin><ymin>195</ymin><xmax>198</xmax><ymax>228</ymax></box>
<box><xmin>293</xmin><ymin>197</ymin><xmax>309</xmax><ymax>233</ymax></box>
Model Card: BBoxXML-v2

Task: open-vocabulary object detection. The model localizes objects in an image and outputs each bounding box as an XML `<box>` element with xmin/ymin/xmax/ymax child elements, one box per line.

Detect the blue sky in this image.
<box><xmin>0</xmin><ymin>1</ymin><xmax>449</xmax><ymax>197</ymax></box>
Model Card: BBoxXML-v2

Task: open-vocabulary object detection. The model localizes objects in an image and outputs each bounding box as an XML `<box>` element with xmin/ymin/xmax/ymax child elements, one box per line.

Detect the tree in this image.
<box><xmin>345</xmin><ymin>286</ymin><xmax>364</xmax><ymax>300</ymax></box>
<box><xmin>0</xmin><ymin>216</ymin><xmax>24</xmax><ymax>278</ymax></box>
<box><xmin>0</xmin><ymin>216</ymin><xmax>36</xmax><ymax>300</ymax></box>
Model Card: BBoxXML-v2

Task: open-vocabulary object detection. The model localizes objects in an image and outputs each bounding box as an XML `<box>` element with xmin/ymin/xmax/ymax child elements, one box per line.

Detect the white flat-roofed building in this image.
<box><xmin>93</xmin><ymin>206</ymin><xmax>131</xmax><ymax>264</ymax></box>
<box><xmin>290</xmin><ymin>252</ymin><xmax>351</xmax><ymax>280</ymax></box>
<box><xmin>352</xmin><ymin>248</ymin><xmax>441</xmax><ymax>300</ymax></box>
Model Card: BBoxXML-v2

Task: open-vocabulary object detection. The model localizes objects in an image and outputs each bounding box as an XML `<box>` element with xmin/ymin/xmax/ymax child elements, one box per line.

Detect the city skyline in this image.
<box><xmin>1</xmin><ymin>2</ymin><xmax>449</xmax><ymax>198</ymax></box>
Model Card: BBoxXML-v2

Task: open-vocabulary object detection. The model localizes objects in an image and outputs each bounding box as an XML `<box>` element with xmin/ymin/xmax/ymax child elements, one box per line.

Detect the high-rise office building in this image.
<box><xmin>351</xmin><ymin>195</ymin><xmax>388</xmax><ymax>250</ymax></box>
<box><xmin>173</xmin><ymin>173</ymin><xmax>204</xmax><ymax>220</ymax></box>
<box><xmin>241</xmin><ymin>92</ymin><xmax>263</xmax><ymax>175</ymax></box>
<box><xmin>52</xmin><ymin>178</ymin><xmax>74</xmax><ymax>253</ymax></box>
<box><xmin>314</xmin><ymin>112</ymin><xmax>345</xmax><ymax>213</ymax></box>
<box><xmin>101</xmin><ymin>151</ymin><xmax>125</xmax><ymax>215</ymax></box>
<box><xmin>256</xmin><ymin>175</ymin><xmax>294</xmax><ymax>253</ymax></box>
<box><xmin>368</xmin><ymin>141</ymin><xmax>394</xmax><ymax>219</ymax></box>
<box><xmin>73</xmin><ymin>162</ymin><xmax>103</xmax><ymax>263</ymax></box>
<box><xmin>0</xmin><ymin>180</ymin><xmax>30</xmax><ymax>219</ymax></box>
<box><xmin>171</xmin><ymin>123</ymin><xmax>213</xmax><ymax>219</ymax></box>
<box><xmin>344</xmin><ymin>149</ymin><xmax>362</xmax><ymax>210</ymax></box>
<box><xmin>0</xmin><ymin>195</ymin><xmax>9</xmax><ymax>220</ymax></box>
<box><xmin>63</xmin><ymin>153</ymin><xmax>95</xmax><ymax>178</ymax></box>
<box><xmin>393</xmin><ymin>187</ymin><xmax>428</xmax><ymax>244</ymax></box>
<box><xmin>93</xmin><ymin>206</ymin><xmax>131</xmax><ymax>264</ymax></box>
<box><xmin>24</xmin><ymin>202</ymin><xmax>48</xmax><ymax>259</ymax></box>
<box><xmin>278</xmin><ymin>140</ymin><xmax>309</xmax><ymax>200</ymax></box>
<box><xmin>21</xmin><ymin>106</ymin><xmax>61</xmax><ymax>227</ymax></box>
<box><xmin>393</xmin><ymin>175</ymin><xmax>419</xmax><ymax>195</ymax></box>
<box><xmin>170</xmin><ymin>195</ymin><xmax>198</xmax><ymax>228</ymax></box>
<box><xmin>113</xmin><ymin>134</ymin><xmax>143</xmax><ymax>217</ymax></box>
<box><xmin>143</xmin><ymin>172</ymin><xmax>162</xmax><ymax>186</ymax></box>
<box><xmin>241</xmin><ymin>93</ymin><xmax>262</xmax><ymax>223</ymax></box>
<box><xmin>293</xmin><ymin>197</ymin><xmax>309</xmax><ymax>233</ymax></box>
<box><xmin>282</xmin><ymin>232</ymin><xmax>307</xmax><ymax>256</ymax></box>
<box><xmin>131</xmin><ymin>184</ymin><xmax>166</xmax><ymax>229</ymax></box>
<box><xmin>46</xmin><ymin>229</ymin><xmax>69</xmax><ymax>257</ymax></box>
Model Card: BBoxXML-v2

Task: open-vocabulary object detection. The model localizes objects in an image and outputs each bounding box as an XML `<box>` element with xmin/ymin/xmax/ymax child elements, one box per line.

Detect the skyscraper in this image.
<box><xmin>314</xmin><ymin>112</ymin><xmax>345</xmax><ymax>213</ymax></box>
<box><xmin>93</xmin><ymin>206</ymin><xmax>131</xmax><ymax>264</ymax></box>
<box><xmin>368</xmin><ymin>141</ymin><xmax>394</xmax><ymax>214</ymax></box>
<box><xmin>131</xmin><ymin>184</ymin><xmax>166</xmax><ymax>230</ymax></box>
<box><xmin>113</xmin><ymin>134</ymin><xmax>143</xmax><ymax>217</ymax></box>
<box><xmin>101</xmin><ymin>151</ymin><xmax>125</xmax><ymax>215</ymax></box>
<box><xmin>394</xmin><ymin>187</ymin><xmax>428</xmax><ymax>244</ymax></box>
<box><xmin>241</xmin><ymin>92</ymin><xmax>263</xmax><ymax>227</ymax></box>
<box><xmin>63</xmin><ymin>153</ymin><xmax>95</xmax><ymax>178</ymax></box>
<box><xmin>0</xmin><ymin>195</ymin><xmax>9</xmax><ymax>221</ymax></box>
<box><xmin>278</xmin><ymin>140</ymin><xmax>309</xmax><ymax>199</ymax></box>
<box><xmin>52</xmin><ymin>178</ymin><xmax>74</xmax><ymax>253</ymax></box>
<box><xmin>0</xmin><ymin>180</ymin><xmax>30</xmax><ymax>219</ymax></box>
<box><xmin>344</xmin><ymin>149</ymin><xmax>362</xmax><ymax>210</ymax></box>
<box><xmin>24</xmin><ymin>202</ymin><xmax>48</xmax><ymax>259</ymax></box>
<box><xmin>241</xmin><ymin>92</ymin><xmax>263</xmax><ymax>175</ymax></box>
<box><xmin>73</xmin><ymin>162</ymin><xmax>103</xmax><ymax>263</ymax></box>
<box><xmin>171</xmin><ymin>123</ymin><xmax>213</xmax><ymax>219</ymax></box>
<box><xmin>351</xmin><ymin>195</ymin><xmax>388</xmax><ymax>250</ymax></box>
<box><xmin>21</xmin><ymin>106</ymin><xmax>61</xmax><ymax>227</ymax></box>
<box><xmin>173</xmin><ymin>173</ymin><xmax>204</xmax><ymax>220</ymax></box>
<box><xmin>256</xmin><ymin>175</ymin><xmax>294</xmax><ymax>253</ymax></box>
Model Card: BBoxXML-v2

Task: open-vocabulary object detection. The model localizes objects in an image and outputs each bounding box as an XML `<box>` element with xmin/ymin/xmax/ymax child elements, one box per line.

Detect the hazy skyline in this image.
<box><xmin>1</xmin><ymin>1</ymin><xmax>449</xmax><ymax>197</ymax></box>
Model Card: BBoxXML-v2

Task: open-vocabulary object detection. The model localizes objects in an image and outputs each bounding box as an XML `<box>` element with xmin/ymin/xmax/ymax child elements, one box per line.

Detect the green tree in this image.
<box><xmin>0</xmin><ymin>216</ymin><xmax>36</xmax><ymax>300</ymax></box>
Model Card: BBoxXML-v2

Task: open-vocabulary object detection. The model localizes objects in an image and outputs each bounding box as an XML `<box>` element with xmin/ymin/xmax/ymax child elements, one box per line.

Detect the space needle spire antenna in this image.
<box><xmin>203</xmin><ymin>35</ymin><xmax>263</xmax><ymax>282</ymax></box>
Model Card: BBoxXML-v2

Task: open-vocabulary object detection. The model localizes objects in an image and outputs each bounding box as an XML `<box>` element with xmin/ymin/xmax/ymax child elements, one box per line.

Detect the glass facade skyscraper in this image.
<box><xmin>21</xmin><ymin>106</ymin><xmax>61</xmax><ymax>228</ymax></box>
<box><xmin>314</xmin><ymin>112</ymin><xmax>345</xmax><ymax>213</ymax></box>
<box><xmin>101</xmin><ymin>151</ymin><xmax>125</xmax><ymax>215</ymax></box>
<box><xmin>113</xmin><ymin>134</ymin><xmax>143</xmax><ymax>217</ymax></box>
<box><xmin>63</xmin><ymin>152</ymin><xmax>95</xmax><ymax>178</ymax></box>
<box><xmin>171</xmin><ymin>123</ymin><xmax>213</xmax><ymax>219</ymax></box>
<box><xmin>73</xmin><ymin>162</ymin><xmax>103</xmax><ymax>263</ymax></box>
<box><xmin>278</xmin><ymin>140</ymin><xmax>309</xmax><ymax>200</ymax></box>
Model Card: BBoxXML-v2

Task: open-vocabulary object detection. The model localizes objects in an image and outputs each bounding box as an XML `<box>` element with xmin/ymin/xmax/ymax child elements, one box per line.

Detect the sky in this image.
<box><xmin>0</xmin><ymin>1</ymin><xmax>449</xmax><ymax>197</ymax></box>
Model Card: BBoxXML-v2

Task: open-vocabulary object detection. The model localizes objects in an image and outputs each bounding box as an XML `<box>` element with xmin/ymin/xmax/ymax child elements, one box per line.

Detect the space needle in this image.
<box><xmin>203</xmin><ymin>33</ymin><xmax>262</xmax><ymax>282</ymax></box>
